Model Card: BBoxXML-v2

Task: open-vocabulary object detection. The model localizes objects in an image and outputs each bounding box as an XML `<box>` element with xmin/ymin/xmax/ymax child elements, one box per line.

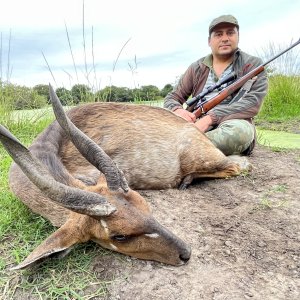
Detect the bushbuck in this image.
<box><xmin>0</xmin><ymin>85</ymin><xmax>250</xmax><ymax>269</ymax></box>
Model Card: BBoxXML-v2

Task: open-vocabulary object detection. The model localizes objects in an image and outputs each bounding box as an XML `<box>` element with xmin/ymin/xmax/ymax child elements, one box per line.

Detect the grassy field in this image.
<box><xmin>1</xmin><ymin>113</ymin><xmax>299</xmax><ymax>299</ymax></box>
<box><xmin>1</xmin><ymin>72</ymin><xmax>300</xmax><ymax>298</ymax></box>
<box><xmin>257</xmin><ymin>129</ymin><xmax>300</xmax><ymax>150</ymax></box>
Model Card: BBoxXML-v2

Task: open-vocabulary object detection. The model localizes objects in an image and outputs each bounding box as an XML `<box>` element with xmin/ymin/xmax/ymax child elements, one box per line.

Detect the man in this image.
<box><xmin>164</xmin><ymin>15</ymin><xmax>268</xmax><ymax>155</ymax></box>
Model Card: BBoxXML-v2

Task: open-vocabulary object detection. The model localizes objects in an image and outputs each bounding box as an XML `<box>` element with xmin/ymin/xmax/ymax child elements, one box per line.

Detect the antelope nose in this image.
<box><xmin>179</xmin><ymin>246</ymin><xmax>191</xmax><ymax>263</ymax></box>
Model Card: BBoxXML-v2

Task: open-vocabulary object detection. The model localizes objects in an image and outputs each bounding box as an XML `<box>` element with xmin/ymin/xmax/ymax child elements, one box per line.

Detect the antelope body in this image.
<box><xmin>41</xmin><ymin>99</ymin><xmax>247</xmax><ymax>191</ymax></box>
<box><xmin>0</xmin><ymin>86</ymin><xmax>250</xmax><ymax>270</ymax></box>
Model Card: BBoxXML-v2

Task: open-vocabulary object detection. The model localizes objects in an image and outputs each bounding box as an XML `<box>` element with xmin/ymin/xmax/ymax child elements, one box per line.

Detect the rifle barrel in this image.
<box><xmin>263</xmin><ymin>38</ymin><xmax>300</xmax><ymax>66</ymax></box>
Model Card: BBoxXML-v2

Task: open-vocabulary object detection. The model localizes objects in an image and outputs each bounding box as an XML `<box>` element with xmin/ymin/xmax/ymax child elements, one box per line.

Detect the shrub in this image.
<box><xmin>259</xmin><ymin>75</ymin><xmax>300</xmax><ymax>121</ymax></box>
<box><xmin>0</xmin><ymin>82</ymin><xmax>47</xmax><ymax>111</ymax></box>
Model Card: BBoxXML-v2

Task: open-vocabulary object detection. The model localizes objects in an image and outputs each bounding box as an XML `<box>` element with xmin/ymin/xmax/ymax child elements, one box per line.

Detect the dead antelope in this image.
<box><xmin>0</xmin><ymin>90</ymin><xmax>192</xmax><ymax>270</ymax></box>
<box><xmin>46</xmin><ymin>85</ymin><xmax>250</xmax><ymax>191</ymax></box>
<box><xmin>1</xmin><ymin>85</ymin><xmax>249</xmax><ymax>269</ymax></box>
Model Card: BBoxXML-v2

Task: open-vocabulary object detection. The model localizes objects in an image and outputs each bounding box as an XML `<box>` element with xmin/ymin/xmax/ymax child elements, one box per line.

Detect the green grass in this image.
<box><xmin>0</xmin><ymin>115</ymin><xmax>118</xmax><ymax>299</ymax></box>
<box><xmin>257</xmin><ymin>40</ymin><xmax>300</xmax><ymax>121</ymax></box>
<box><xmin>249</xmin><ymin>184</ymin><xmax>289</xmax><ymax>213</ymax></box>
<box><xmin>1</xmin><ymin>106</ymin><xmax>298</xmax><ymax>299</ymax></box>
<box><xmin>257</xmin><ymin>75</ymin><xmax>300</xmax><ymax>122</ymax></box>
<box><xmin>259</xmin><ymin>184</ymin><xmax>289</xmax><ymax>210</ymax></box>
<box><xmin>255</xmin><ymin>60</ymin><xmax>300</xmax><ymax>149</ymax></box>
<box><xmin>257</xmin><ymin>129</ymin><xmax>300</xmax><ymax>149</ymax></box>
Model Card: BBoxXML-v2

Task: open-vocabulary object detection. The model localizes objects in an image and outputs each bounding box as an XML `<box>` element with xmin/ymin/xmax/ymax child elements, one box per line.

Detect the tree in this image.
<box><xmin>114</xmin><ymin>87</ymin><xmax>133</xmax><ymax>102</ymax></box>
<box><xmin>71</xmin><ymin>84</ymin><xmax>93</xmax><ymax>103</ymax></box>
<box><xmin>96</xmin><ymin>86</ymin><xmax>133</xmax><ymax>102</ymax></box>
<box><xmin>33</xmin><ymin>84</ymin><xmax>50</xmax><ymax>103</ymax></box>
<box><xmin>160</xmin><ymin>84</ymin><xmax>173</xmax><ymax>98</ymax></box>
<box><xmin>95</xmin><ymin>86</ymin><xmax>116</xmax><ymax>102</ymax></box>
<box><xmin>56</xmin><ymin>87</ymin><xmax>73</xmax><ymax>106</ymax></box>
<box><xmin>12</xmin><ymin>85</ymin><xmax>47</xmax><ymax>110</ymax></box>
<box><xmin>139</xmin><ymin>85</ymin><xmax>160</xmax><ymax>101</ymax></box>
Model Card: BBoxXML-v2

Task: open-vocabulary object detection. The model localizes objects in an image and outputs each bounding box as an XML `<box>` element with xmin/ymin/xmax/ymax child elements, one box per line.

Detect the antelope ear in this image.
<box><xmin>10</xmin><ymin>221</ymin><xmax>83</xmax><ymax>270</ymax></box>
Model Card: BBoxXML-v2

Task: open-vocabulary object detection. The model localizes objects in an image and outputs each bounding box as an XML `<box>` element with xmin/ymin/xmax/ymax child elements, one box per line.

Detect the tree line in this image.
<box><xmin>0</xmin><ymin>82</ymin><xmax>174</xmax><ymax>110</ymax></box>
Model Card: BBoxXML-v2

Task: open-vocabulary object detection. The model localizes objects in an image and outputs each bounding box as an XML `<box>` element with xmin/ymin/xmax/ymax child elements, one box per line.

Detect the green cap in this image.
<box><xmin>209</xmin><ymin>15</ymin><xmax>239</xmax><ymax>34</ymax></box>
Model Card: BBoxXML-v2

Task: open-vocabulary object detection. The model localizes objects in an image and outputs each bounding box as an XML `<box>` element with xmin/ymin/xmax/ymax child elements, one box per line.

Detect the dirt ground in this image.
<box><xmin>93</xmin><ymin>145</ymin><xmax>300</xmax><ymax>300</ymax></box>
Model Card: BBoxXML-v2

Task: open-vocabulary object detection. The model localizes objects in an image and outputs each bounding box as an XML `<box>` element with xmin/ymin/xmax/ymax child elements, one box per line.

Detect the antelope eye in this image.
<box><xmin>111</xmin><ymin>235</ymin><xmax>129</xmax><ymax>242</ymax></box>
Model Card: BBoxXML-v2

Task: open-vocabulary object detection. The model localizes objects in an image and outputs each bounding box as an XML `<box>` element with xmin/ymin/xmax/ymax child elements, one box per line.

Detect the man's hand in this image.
<box><xmin>173</xmin><ymin>108</ymin><xmax>196</xmax><ymax>123</ymax></box>
<box><xmin>194</xmin><ymin>115</ymin><xmax>213</xmax><ymax>132</ymax></box>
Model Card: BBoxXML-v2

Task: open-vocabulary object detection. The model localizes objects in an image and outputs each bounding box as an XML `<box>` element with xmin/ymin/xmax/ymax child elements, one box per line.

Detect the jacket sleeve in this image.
<box><xmin>207</xmin><ymin>57</ymin><xmax>268</xmax><ymax>125</ymax></box>
<box><xmin>164</xmin><ymin>63</ymin><xmax>196</xmax><ymax>111</ymax></box>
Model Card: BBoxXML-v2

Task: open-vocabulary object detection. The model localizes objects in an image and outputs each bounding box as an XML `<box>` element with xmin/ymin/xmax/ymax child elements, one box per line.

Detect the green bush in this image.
<box><xmin>139</xmin><ymin>85</ymin><xmax>160</xmax><ymax>101</ymax></box>
<box><xmin>33</xmin><ymin>84</ymin><xmax>50</xmax><ymax>103</ymax></box>
<box><xmin>71</xmin><ymin>84</ymin><xmax>93</xmax><ymax>103</ymax></box>
<box><xmin>257</xmin><ymin>41</ymin><xmax>300</xmax><ymax>122</ymax></box>
<box><xmin>160</xmin><ymin>84</ymin><xmax>173</xmax><ymax>98</ymax></box>
<box><xmin>0</xmin><ymin>82</ymin><xmax>47</xmax><ymax>111</ymax></box>
<box><xmin>56</xmin><ymin>87</ymin><xmax>74</xmax><ymax>105</ymax></box>
<box><xmin>95</xmin><ymin>85</ymin><xmax>134</xmax><ymax>102</ymax></box>
<box><xmin>258</xmin><ymin>75</ymin><xmax>300</xmax><ymax>121</ymax></box>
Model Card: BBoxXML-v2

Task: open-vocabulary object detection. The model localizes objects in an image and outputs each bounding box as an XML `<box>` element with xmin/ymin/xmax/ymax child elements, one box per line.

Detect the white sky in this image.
<box><xmin>0</xmin><ymin>0</ymin><xmax>299</xmax><ymax>90</ymax></box>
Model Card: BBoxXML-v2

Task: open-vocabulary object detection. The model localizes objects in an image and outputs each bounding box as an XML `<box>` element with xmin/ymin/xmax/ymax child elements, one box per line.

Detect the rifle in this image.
<box><xmin>186</xmin><ymin>38</ymin><xmax>300</xmax><ymax>119</ymax></box>
<box><xmin>185</xmin><ymin>71</ymin><xmax>237</xmax><ymax>108</ymax></box>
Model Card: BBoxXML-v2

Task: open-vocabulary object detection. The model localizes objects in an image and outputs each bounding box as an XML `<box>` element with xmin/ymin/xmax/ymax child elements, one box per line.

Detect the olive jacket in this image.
<box><xmin>164</xmin><ymin>49</ymin><xmax>268</xmax><ymax>126</ymax></box>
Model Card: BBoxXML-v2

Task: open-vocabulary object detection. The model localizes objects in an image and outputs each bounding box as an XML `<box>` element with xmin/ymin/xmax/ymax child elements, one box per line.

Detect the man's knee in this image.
<box><xmin>205</xmin><ymin>119</ymin><xmax>255</xmax><ymax>155</ymax></box>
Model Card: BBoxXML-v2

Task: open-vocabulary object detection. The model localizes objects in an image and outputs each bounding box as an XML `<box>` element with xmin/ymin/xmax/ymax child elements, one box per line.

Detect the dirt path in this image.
<box><xmin>94</xmin><ymin>146</ymin><xmax>300</xmax><ymax>300</ymax></box>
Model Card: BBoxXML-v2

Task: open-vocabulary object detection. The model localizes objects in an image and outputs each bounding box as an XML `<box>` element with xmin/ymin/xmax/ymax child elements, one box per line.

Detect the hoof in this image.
<box><xmin>228</xmin><ymin>155</ymin><xmax>253</xmax><ymax>172</ymax></box>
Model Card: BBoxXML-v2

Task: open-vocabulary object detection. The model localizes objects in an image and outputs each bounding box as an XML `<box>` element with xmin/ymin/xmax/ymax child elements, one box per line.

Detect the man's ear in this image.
<box><xmin>10</xmin><ymin>220</ymin><xmax>85</xmax><ymax>270</ymax></box>
<box><xmin>208</xmin><ymin>36</ymin><xmax>211</xmax><ymax>47</ymax></box>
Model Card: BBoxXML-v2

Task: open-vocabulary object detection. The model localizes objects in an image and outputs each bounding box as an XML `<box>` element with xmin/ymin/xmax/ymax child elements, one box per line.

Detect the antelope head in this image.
<box><xmin>0</xmin><ymin>85</ymin><xmax>191</xmax><ymax>270</ymax></box>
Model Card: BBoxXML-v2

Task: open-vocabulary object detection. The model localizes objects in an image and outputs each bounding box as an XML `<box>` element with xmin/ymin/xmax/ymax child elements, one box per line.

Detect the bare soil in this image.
<box><xmin>96</xmin><ymin>145</ymin><xmax>300</xmax><ymax>300</ymax></box>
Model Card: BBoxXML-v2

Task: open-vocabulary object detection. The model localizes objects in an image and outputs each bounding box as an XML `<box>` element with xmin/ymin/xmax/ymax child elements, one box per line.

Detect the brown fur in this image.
<box><xmin>58</xmin><ymin>103</ymin><xmax>243</xmax><ymax>189</ymax></box>
<box><xmin>7</xmin><ymin>102</ymin><xmax>250</xmax><ymax>269</ymax></box>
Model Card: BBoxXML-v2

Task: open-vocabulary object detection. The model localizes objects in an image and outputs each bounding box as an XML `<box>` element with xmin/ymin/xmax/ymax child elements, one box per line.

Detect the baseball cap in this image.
<box><xmin>209</xmin><ymin>15</ymin><xmax>239</xmax><ymax>34</ymax></box>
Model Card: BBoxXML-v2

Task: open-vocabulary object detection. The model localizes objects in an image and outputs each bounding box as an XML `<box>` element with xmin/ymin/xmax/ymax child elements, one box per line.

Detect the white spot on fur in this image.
<box><xmin>109</xmin><ymin>243</ymin><xmax>118</xmax><ymax>251</ymax></box>
<box><xmin>145</xmin><ymin>233</ymin><xmax>160</xmax><ymax>238</ymax></box>
<box><xmin>100</xmin><ymin>219</ymin><xmax>109</xmax><ymax>236</ymax></box>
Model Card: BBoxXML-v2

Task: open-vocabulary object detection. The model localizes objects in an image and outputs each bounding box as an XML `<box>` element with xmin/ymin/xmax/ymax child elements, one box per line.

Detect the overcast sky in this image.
<box><xmin>0</xmin><ymin>0</ymin><xmax>299</xmax><ymax>90</ymax></box>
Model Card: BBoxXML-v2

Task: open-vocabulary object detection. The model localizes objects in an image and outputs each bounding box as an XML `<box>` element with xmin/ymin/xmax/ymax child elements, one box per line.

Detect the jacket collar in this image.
<box><xmin>202</xmin><ymin>48</ymin><xmax>241</xmax><ymax>68</ymax></box>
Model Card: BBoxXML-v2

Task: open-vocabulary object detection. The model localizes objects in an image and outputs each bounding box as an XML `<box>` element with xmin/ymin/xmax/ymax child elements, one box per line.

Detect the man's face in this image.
<box><xmin>208</xmin><ymin>24</ymin><xmax>239</xmax><ymax>58</ymax></box>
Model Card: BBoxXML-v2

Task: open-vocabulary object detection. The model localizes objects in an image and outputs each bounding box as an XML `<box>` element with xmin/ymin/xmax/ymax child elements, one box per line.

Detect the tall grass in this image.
<box><xmin>0</xmin><ymin>82</ymin><xmax>14</xmax><ymax>126</ymax></box>
<box><xmin>258</xmin><ymin>75</ymin><xmax>300</xmax><ymax>121</ymax></box>
<box><xmin>0</xmin><ymin>94</ymin><xmax>53</xmax><ymax>141</ymax></box>
<box><xmin>257</xmin><ymin>41</ymin><xmax>300</xmax><ymax>122</ymax></box>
